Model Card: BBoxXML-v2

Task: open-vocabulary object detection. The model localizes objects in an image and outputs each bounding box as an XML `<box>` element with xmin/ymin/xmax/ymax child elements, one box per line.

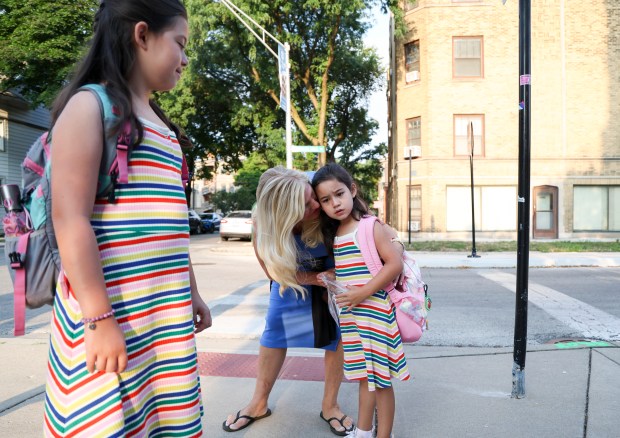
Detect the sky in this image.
<box><xmin>363</xmin><ymin>6</ymin><xmax>390</xmax><ymax>147</ymax></box>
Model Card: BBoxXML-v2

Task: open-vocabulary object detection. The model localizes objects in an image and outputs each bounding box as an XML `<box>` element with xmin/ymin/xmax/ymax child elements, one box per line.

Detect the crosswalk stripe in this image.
<box><xmin>479</xmin><ymin>271</ymin><xmax>620</xmax><ymax>341</ymax></box>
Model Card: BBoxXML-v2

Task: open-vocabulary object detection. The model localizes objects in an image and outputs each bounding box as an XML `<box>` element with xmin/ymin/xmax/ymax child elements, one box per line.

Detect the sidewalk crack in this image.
<box><xmin>582</xmin><ymin>348</ymin><xmax>592</xmax><ymax>438</ymax></box>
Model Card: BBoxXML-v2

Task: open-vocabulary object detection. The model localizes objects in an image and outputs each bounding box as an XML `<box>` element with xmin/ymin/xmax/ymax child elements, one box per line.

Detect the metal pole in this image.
<box><xmin>219</xmin><ymin>0</ymin><xmax>292</xmax><ymax>168</ymax></box>
<box><xmin>285</xmin><ymin>42</ymin><xmax>293</xmax><ymax>169</ymax></box>
<box><xmin>468</xmin><ymin>122</ymin><xmax>480</xmax><ymax>258</ymax></box>
<box><xmin>408</xmin><ymin>147</ymin><xmax>412</xmax><ymax>245</ymax></box>
<box><xmin>513</xmin><ymin>0</ymin><xmax>531</xmax><ymax>399</ymax></box>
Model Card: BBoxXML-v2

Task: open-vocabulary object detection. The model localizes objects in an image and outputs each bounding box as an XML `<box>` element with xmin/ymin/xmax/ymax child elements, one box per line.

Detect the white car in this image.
<box><xmin>220</xmin><ymin>210</ymin><xmax>253</xmax><ymax>241</ymax></box>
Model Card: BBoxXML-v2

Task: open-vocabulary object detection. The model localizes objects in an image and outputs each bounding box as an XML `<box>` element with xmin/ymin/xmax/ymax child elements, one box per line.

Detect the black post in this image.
<box><xmin>408</xmin><ymin>150</ymin><xmax>412</xmax><ymax>245</ymax></box>
<box><xmin>468</xmin><ymin>122</ymin><xmax>480</xmax><ymax>258</ymax></box>
<box><xmin>513</xmin><ymin>0</ymin><xmax>531</xmax><ymax>399</ymax></box>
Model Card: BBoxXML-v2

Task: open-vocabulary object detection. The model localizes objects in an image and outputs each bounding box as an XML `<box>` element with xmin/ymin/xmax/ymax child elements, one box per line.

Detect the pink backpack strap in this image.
<box><xmin>11</xmin><ymin>232</ymin><xmax>31</xmax><ymax>336</ymax></box>
<box><xmin>115</xmin><ymin>120</ymin><xmax>132</xmax><ymax>184</ymax></box>
<box><xmin>181</xmin><ymin>154</ymin><xmax>189</xmax><ymax>186</ymax></box>
<box><xmin>357</xmin><ymin>215</ymin><xmax>396</xmax><ymax>294</ymax></box>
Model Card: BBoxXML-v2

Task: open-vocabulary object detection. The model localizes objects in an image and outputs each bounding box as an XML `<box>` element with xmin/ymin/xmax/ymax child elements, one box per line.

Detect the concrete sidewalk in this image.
<box><xmin>0</xmin><ymin>334</ymin><xmax>618</xmax><ymax>437</ymax></box>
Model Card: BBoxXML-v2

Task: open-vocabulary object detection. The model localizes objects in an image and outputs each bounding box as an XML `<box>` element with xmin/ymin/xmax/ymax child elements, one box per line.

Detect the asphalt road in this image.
<box><xmin>1</xmin><ymin>233</ymin><xmax>619</xmax><ymax>346</ymax></box>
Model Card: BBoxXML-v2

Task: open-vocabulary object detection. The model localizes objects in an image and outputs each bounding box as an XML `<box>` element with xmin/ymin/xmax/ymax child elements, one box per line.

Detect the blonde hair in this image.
<box><xmin>255</xmin><ymin>166</ymin><xmax>318</xmax><ymax>297</ymax></box>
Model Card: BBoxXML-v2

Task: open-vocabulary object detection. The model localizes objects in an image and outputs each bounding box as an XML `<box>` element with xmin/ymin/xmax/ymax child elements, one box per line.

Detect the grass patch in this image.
<box><xmin>406</xmin><ymin>241</ymin><xmax>620</xmax><ymax>252</ymax></box>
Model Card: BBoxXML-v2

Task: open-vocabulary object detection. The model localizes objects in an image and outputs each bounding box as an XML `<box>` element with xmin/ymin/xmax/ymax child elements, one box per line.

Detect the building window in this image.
<box><xmin>446</xmin><ymin>186</ymin><xmax>517</xmax><ymax>231</ymax></box>
<box><xmin>453</xmin><ymin>37</ymin><xmax>483</xmax><ymax>78</ymax></box>
<box><xmin>405</xmin><ymin>1</ymin><xmax>419</xmax><ymax>11</ymax></box>
<box><xmin>454</xmin><ymin>114</ymin><xmax>484</xmax><ymax>156</ymax></box>
<box><xmin>574</xmin><ymin>186</ymin><xmax>620</xmax><ymax>231</ymax></box>
<box><xmin>406</xmin><ymin>117</ymin><xmax>421</xmax><ymax>156</ymax></box>
<box><xmin>0</xmin><ymin>119</ymin><xmax>6</xmax><ymax>152</ymax></box>
<box><xmin>404</xmin><ymin>40</ymin><xmax>420</xmax><ymax>83</ymax></box>
<box><xmin>409</xmin><ymin>185</ymin><xmax>422</xmax><ymax>232</ymax></box>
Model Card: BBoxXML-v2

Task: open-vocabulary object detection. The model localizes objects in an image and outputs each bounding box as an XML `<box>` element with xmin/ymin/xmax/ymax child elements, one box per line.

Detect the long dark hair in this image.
<box><xmin>51</xmin><ymin>0</ymin><xmax>188</xmax><ymax>146</ymax></box>
<box><xmin>311</xmin><ymin>163</ymin><xmax>369</xmax><ymax>254</ymax></box>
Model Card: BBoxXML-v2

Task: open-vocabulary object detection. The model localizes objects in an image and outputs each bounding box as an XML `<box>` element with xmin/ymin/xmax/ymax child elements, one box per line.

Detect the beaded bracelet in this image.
<box><xmin>82</xmin><ymin>309</ymin><xmax>115</xmax><ymax>330</ymax></box>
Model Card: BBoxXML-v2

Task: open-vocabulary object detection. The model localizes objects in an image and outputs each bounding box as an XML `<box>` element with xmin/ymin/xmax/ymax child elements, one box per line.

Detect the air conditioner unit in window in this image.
<box><xmin>409</xmin><ymin>221</ymin><xmax>420</xmax><ymax>232</ymax></box>
<box><xmin>406</xmin><ymin>70</ymin><xmax>420</xmax><ymax>83</ymax></box>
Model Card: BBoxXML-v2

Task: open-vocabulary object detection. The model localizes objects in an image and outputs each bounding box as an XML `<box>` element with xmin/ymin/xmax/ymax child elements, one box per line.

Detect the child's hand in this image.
<box><xmin>335</xmin><ymin>285</ymin><xmax>372</xmax><ymax>309</ymax></box>
<box><xmin>192</xmin><ymin>293</ymin><xmax>212</xmax><ymax>333</ymax></box>
<box><xmin>84</xmin><ymin>318</ymin><xmax>127</xmax><ymax>374</ymax></box>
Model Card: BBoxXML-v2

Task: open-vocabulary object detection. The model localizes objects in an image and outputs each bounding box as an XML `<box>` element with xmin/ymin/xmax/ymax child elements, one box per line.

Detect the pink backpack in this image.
<box><xmin>357</xmin><ymin>215</ymin><xmax>431</xmax><ymax>343</ymax></box>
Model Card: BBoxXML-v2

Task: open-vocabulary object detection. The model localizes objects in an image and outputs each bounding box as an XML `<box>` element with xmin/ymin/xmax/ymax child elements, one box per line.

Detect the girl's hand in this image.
<box><xmin>192</xmin><ymin>293</ymin><xmax>212</xmax><ymax>334</ymax></box>
<box><xmin>84</xmin><ymin>318</ymin><xmax>127</xmax><ymax>374</ymax></box>
<box><xmin>335</xmin><ymin>285</ymin><xmax>372</xmax><ymax>309</ymax></box>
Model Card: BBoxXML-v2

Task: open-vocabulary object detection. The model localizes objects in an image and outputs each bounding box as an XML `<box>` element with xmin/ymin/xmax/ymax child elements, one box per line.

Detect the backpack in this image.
<box><xmin>357</xmin><ymin>215</ymin><xmax>431</xmax><ymax>343</ymax></box>
<box><xmin>2</xmin><ymin>84</ymin><xmax>134</xmax><ymax>336</ymax></box>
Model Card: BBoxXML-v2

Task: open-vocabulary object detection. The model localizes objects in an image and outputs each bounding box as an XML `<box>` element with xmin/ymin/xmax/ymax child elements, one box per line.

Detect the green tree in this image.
<box><xmin>163</xmin><ymin>0</ymin><xmax>396</xmax><ymax>176</ymax></box>
<box><xmin>0</xmin><ymin>0</ymin><xmax>97</xmax><ymax>107</ymax></box>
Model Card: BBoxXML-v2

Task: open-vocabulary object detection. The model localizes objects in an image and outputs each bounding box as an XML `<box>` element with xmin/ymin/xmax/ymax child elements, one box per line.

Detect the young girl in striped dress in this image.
<box><xmin>45</xmin><ymin>1</ymin><xmax>210</xmax><ymax>436</ymax></box>
<box><xmin>313</xmin><ymin>163</ymin><xmax>409</xmax><ymax>438</ymax></box>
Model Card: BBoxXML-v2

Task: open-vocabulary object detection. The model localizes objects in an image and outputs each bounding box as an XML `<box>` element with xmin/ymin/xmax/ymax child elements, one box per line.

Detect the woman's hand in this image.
<box><xmin>192</xmin><ymin>293</ymin><xmax>212</xmax><ymax>334</ymax></box>
<box><xmin>84</xmin><ymin>318</ymin><xmax>127</xmax><ymax>374</ymax></box>
<box><xmin>316</xmin><ymin>269</ymin><xmax>336</xmax><ymax>286</ymax></box>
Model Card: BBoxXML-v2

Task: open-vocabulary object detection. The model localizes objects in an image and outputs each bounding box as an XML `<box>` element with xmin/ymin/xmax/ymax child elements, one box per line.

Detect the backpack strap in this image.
<box><xmin>11</xmin><ymin>232</ymin><xmax>31</xmax><ymax>336</ymax></box>
<box><xmin>357</xmin><ymin>215</ymin><xmax>396</xmax><ymax>294</ymax></box>
<box><xmin>181</xmin><ymin>154</ymin><xmax>189</xmax><ymax>186</ymax></box>
<box><xmin>77</xmin><ymin>84</ymin><xmax>132</xmax><ymax>201</ymax></box>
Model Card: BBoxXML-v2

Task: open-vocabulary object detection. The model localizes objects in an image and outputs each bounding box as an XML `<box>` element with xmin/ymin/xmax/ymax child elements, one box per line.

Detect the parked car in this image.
<box><xmin>199</xmin><ymin>214</ymin><xmax>215</xmax><ymax>234</ymax></box>
<box><xmin>188</xmin><ymin>209</ymin><xmax>205</xmax><ymax>234</ymax></box>
<box><xmin>219</xmin><ymin>210</ymin><xmax>253</xmax><ymax>241</ymax></box>
<box><xmin>199</xmin><ymin>212</ymin><xmax>222</xmax><ymax>230</ymax></box>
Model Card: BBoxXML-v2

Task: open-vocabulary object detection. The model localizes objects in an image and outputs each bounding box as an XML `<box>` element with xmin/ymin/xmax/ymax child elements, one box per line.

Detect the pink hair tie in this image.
<box><xmin>82</xmin><ymin>309</ymin><xmax>115</xmax><ymax>330</ymax></box>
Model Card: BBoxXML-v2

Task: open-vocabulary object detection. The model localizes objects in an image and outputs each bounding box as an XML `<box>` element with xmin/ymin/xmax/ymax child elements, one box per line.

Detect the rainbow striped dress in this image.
<box><xmin>43</xmin><ymin>119</ymin><xmax>203</xmax><ymax>437</ymax></box>
<box><xmin>334</xmin><ymin>228</ymin><xmax>410</xmax><ymax>391</ymax></box>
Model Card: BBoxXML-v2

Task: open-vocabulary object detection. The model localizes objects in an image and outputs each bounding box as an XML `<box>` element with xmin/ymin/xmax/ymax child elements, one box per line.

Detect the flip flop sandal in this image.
<box><xmin>320</xmin><ymin>411</ymin><xmax>355</xmax><ymax>436</ymax></box>
<box><xmin>222</xmin><ymin>408</ymin><xmax>272</xmax><ymax>432</ymax></box>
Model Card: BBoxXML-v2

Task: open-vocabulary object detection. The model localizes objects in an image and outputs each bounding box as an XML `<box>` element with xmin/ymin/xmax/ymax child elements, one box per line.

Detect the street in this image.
<box><xmin>1</xmin><ymin>232</ymin><xmax>620</xmax><ymax>344</ymax></box>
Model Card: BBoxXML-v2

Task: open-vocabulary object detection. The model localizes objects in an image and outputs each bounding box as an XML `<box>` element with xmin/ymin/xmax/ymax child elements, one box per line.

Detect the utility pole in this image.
<box><xmin>467</xmin><ymin>122</ymin><xmax>480</xmax><ymax>258</ymax></box>
<box><xmin>513</xmin><ymin>0</ymin><xmax>531</xmax><ymax>399</ymax></box>
<box><xmin>404</xmin><ymin>146</ymin><xmax>421</xmax><ymax>245</ymax></box>
<box><xmin>219</xmin><ymin>0</ymin><xmax>293</xmax><ymax>169</ymax></box>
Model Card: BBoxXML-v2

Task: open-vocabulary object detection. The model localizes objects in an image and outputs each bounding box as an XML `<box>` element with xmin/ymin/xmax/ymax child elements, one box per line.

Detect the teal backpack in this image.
<box><xmin>2</xmin><ymin>84</ymin><xmax>133</xmax><ymax>336</ymax></box>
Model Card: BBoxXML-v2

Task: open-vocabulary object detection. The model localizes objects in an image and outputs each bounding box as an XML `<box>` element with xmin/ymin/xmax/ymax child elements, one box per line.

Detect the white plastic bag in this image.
<box><xmin>317</xmin><ymin>272</ymin><xmax>347</xmax><ymax>324</ymax></box>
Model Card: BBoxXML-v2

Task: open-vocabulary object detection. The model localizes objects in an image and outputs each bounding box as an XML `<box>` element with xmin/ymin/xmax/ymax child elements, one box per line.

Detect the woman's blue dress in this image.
<box><xmin>260</xmin><ymin>235</ymin><xmax>339</xmax><ymax>351</ymax></box>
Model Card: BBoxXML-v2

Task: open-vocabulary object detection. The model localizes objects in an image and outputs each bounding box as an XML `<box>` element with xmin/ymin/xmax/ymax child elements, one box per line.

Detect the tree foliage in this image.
<box><xmin>0</xmin><ymin>0</ymin><xmax>97</xmax><ymax>107</ymax></box>
<box><xmin>162</xmin><ymin>0</ymin><xmax>397</xmax><ymax>181</ymax></box>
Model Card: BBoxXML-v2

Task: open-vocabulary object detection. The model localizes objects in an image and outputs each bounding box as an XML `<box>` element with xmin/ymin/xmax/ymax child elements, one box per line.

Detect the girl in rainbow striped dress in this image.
<box><xmin>313</xmin><ymin>163</ymin><xmax>409</xmax><ymax>438</ymax></box>
<box><xmin>44</xmin><ymin>1</ymin><xmax>210</xmax><ymax>436</ymax></box>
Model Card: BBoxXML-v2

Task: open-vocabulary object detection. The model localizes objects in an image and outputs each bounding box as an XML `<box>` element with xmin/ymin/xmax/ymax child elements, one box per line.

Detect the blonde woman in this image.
<box><xmin>223</xmin><ymin>167</ymin><xmax>354</xmax><ymax>436</ymax></box>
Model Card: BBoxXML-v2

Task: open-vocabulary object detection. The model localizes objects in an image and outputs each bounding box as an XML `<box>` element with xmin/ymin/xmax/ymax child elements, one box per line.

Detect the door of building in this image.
<box><xmin>533</xmin><ymin>185</ymin><xmax>558</xmax><ymax>239</ymax></box>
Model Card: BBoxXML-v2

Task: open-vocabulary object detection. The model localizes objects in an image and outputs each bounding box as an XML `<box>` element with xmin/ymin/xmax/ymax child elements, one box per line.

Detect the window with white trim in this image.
<box><xmin>0</xmin><ymin>119</ymin><xmax>6</xmax><ymax>152</ymax></box>
<box><xmin>404</xmin><ymin>40</ymin><xmax>420</xmax><ymax>83</ymax></box>
<box><xmin>573</xmin><ymin>186</ymin><xmax>620</xmax><ymax>231</ymax></box>
<box><xmin>453</xmin><ymin>37</ymin><xmax>483</xmax><ymax>78</ymax></box>
<box><xmin>447</xmin><ymin>186</ymin><xmax>517</xmax><ymax>231</ymax></box>
<box><xmin>454</xmin><ymin>114</ymin><xmax>484</xmax><ymax>156</ymax></box>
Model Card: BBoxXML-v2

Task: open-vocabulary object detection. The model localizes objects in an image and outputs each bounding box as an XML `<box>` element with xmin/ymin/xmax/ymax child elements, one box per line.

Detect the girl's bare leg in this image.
<box><xmin>375</xmin><ymin>386</ymin><xmax>395</xmax><ymax>438</ymax></box>
<box><xmin>322</xmin><ymin>341</ymin><xmax>354</xmax><ymax>432</ymax></box>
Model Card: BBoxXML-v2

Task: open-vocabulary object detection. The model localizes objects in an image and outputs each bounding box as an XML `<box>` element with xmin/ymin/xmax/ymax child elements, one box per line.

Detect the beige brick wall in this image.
<box><xmin>389</xmin><ymin>0</ymin><xmax>620</xmax><ymax>239</ymax></box>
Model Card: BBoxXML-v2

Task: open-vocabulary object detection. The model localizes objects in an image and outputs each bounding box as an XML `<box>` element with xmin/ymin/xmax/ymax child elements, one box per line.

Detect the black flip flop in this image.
<box><xmin>222</xmin><ymin>409</ymin><xmax>272</xmax><ymax>432</ymax></box>
<box><xmin>320</xmin><ymin>411</ymin><xmax>355</xmax><ymax>436</ymax></box>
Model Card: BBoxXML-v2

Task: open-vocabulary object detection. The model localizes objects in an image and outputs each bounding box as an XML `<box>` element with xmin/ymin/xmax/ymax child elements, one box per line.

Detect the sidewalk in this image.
<box><xmin>1</xmin><ymin>251</ymin><xmax>619</xmax><ymax>437</ymax></box>
<box><xmin>0</xmin><ymin>335</ymin><xmax>618</xmax><ymax>437</ymax></box>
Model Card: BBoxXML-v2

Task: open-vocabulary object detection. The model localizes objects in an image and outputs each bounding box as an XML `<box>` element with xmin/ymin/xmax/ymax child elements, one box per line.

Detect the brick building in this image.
<box><xmin>386</xmin><ymin>0</ymin><xmax>620</xmax><ymax>240</ymax></box>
